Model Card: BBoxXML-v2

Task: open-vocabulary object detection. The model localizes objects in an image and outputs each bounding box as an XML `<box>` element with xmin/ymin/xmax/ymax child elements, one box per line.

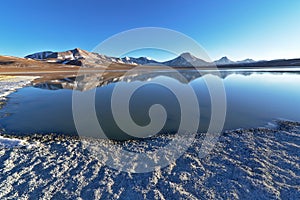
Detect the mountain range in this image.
<box><xmin>18</xmin><ymin>48</ymin><xmax>300</xmax><ymax>68</ymax></box>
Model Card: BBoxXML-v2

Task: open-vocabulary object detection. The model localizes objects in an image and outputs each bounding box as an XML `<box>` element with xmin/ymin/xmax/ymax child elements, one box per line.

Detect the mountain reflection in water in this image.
<box><xmin>1</xmin><ymin>69</ymin><xmax>300</xmax><ymax>140</ymax></box>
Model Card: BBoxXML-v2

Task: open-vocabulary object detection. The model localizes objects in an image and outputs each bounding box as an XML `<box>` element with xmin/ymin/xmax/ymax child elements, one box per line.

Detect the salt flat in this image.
<box><xmin>0</xmin><ymin>121</ymin><xmax>299</xmax><ymax>199</ymax></box>
<box><xmin>0</xmin><ymin>76</ymin><xmax>38</xmax><ymax>102</ymax></box>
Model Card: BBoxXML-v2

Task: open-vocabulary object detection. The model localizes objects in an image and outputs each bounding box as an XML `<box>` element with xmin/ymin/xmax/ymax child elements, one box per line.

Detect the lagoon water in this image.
<box><xmin>1</xmin><ymin>69</ymin><xmax>300</xmax><ymax>139</ymax></box>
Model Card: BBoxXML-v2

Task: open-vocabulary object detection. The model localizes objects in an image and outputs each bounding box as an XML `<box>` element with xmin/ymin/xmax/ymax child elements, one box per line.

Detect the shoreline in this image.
<box><xmin>0</xmin><ymin>75</ymin><xmax>38</xmax><ymax>102</ymax></box>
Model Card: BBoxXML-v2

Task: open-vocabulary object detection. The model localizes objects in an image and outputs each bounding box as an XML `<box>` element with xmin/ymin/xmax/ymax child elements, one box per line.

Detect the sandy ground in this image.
<box><xmin>0</xmin><ymin>121</ymin><xmax>299</xmax><ymax>199</ymax></box>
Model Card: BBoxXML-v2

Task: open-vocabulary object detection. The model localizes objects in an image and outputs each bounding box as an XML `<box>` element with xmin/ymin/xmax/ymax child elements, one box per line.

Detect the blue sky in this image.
<box><xmin>0</xmin><ymin>0</ymin><xmax>300</xmax><ymax>61</ymax></box>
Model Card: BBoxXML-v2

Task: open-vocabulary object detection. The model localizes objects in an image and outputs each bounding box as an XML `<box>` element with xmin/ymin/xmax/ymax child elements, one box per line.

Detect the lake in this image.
<box><xmin>1</xmin><ymin>69</ymin><xmax>300</xmax><ymax>140</ymax></box>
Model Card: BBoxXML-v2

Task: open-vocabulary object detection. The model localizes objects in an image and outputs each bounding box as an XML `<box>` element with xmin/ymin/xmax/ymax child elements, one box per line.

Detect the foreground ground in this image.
<box><xmin>0</xmin><ymin>121</ymin><xmax>299</xmax><ymax>199</ymax></box>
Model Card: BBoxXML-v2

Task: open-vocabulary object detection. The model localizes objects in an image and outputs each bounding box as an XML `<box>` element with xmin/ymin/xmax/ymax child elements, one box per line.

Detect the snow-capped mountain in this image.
<box><xmin>162</xmin><ymin>52</ymin><xmax>209</xmax><ymax>67</ymax></box>
<box><xmin>25</xmin><ymin>48</ymin><xmax>160</xmax><ymax>67</ymax></box>
<box><xmin>25</xmin><ymin>48</ymin><xmax>260</xmax><ymax>67</ymax></box>
<box><xmin>25</xmin><ymin>48</ymin><xmax>93</xmax><ymax>65</ymax></box>
<box><xmin>121</xmin><ymin>56</ymin><xmax>159</xmax><ymax>65</ymax></box>
<box><xmin>25</xmin><ymin>51</ymin><xmax>54</xmax><ymax>60</ymax></box>
<box><xmin>26</xmin><ymin>48</ymin><xmax>90</xmax><ymax>60</ymax></box>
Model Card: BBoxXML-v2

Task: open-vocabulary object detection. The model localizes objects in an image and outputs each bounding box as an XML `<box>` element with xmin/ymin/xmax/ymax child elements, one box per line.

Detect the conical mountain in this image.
<box><xmin>162</xmin><ymin>52</ymin><xmax>209</xmax><ymax>67</ymax></box>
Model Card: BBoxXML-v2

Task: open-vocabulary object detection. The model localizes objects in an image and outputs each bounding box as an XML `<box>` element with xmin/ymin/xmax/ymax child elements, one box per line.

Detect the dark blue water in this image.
<box><xmin>1</xmin><ymin>70</ymin><xmax>300</xmax><ymax>139</ymax></box>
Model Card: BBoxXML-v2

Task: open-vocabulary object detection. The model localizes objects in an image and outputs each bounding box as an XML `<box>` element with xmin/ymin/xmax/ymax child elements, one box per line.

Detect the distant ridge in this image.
<box><xmin>24</xmin><ymin>48</ymin><xmax>300</xmax><ymax>68</ymax></box>
<box><xmin>214</xmin><ymin>56</ymin><xmax>257</xmax><ymax>65</ymax></box>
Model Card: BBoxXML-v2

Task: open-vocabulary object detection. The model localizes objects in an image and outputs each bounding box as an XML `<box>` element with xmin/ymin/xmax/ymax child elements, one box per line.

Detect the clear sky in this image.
<box><xmin>0</xmin><ymin>0</ymin><xmax>300</xmax><ymax>61</ymax></box>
